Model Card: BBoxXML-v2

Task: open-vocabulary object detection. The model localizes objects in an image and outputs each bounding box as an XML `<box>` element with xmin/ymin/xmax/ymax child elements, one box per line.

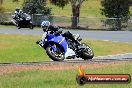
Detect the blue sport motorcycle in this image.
<box><xmin>36</xmin><ymin>30</ymin><xmax>94</xmax><ymax>61</ymax></box>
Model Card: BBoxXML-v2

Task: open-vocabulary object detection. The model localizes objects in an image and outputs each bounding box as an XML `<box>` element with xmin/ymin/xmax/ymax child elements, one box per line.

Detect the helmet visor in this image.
<box><xmin>42</xmin><ymin>26</ymin><xmax>48</xmax><ymax>31</ymax></box>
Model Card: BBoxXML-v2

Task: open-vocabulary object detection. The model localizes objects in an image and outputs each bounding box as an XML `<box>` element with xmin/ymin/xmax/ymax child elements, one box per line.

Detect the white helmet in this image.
<box><xmin>41</xmin><ymin>21</ymin><xmax>50</xmax><ymax>27</ymax></box>
<box><xmin>19</xmin><ymin>10</ymin><xmax>23</xmax><ymax>14</ymax></box>
<box><xmin>41</xmin><ymin>21</ymin><xmax>50</xmax><ymax>31</ymax></box>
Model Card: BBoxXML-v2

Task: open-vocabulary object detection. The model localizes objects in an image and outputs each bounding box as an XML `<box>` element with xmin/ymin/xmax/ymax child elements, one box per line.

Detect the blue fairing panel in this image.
<box><xmin>48</xmin><ymin>35</ymin><xmax>67</xmax><ymax>52</ymax></box>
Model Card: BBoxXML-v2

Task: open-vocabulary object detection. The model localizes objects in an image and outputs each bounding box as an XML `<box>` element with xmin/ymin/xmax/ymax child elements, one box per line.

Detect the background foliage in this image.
<box><xmin>22</xmin><ymin>0</ymin><xmax>51</xmax><ymax>15</ymax></box>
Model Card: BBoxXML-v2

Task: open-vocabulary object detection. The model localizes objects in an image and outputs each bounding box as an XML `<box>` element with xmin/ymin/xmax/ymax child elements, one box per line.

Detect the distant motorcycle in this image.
<box><xmin>11</xmin><ymin>13</ymin><xmax>33</xmax><ymax>29</ymax></box>
<box><xmin>36</xmin><ymin>30</ymin><xmax>94</xmax><ymax>61</ymax></box>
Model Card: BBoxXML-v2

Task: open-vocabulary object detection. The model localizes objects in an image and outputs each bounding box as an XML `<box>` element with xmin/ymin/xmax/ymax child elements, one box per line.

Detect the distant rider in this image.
<box><xmin>12</xmin><ymin>8</ymin><xmax>24</xmax><ymax>25</ymax></box>
<box><xmin>14</xmin><ymin>8</ymin><xmax>24</xmax><ymax>20</ymax></box>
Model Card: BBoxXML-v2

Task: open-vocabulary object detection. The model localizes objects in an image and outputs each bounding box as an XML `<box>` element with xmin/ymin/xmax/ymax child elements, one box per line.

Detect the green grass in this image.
<box><xmin>0</xmin><ymin>25</ymin><xmax>16</xmax><ymax>28</ymax></box>
<box><xmin>1</xmin><ymin>0</ymin><xmax>132</xmax><ymax>17</ymax></box>
<box><xmin>2</xmin><ymin>0</ymin><xmax>24</xmax><ymax>12</ymax></box>
<box><xmin>0</xmin><ymin>62</ymin><xmax>131</xmax><ymax>88</ymax></box>
<box><xmin>83</xmin><ymin>38</ymin><xmax>132</xmax><ymax>56</ymax></box>
<box><xmin>0</xmin><ymin>34</ymin><xmax>49</xmax><ymax>62</ymax></box>
<box><xmin>47</xmin><ymin>0</ymin><xmax>103</xmax><ymax>17</ymax></box>
<box><xmin>1</xmin><ymin>0</ymin><xmax>102</xmax><ymax>17</ymax></box>
<box><xmin>0</xmin><ymin>34</ymin><xmax>132</xmax><ymax>62</ymax></box>
<box><xmin>0</xmin><ymin>25</ymin><xmax>41</xmax><ymax>29</ymax></box>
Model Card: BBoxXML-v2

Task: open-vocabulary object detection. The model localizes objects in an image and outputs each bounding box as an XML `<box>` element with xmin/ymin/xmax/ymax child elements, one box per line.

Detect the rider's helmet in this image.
<box><xmin>15</xmin><ymin>7</ymin><xmax>20</xmax><ymax>13</ymax></box>
<box><xmin>41</xmin><ymin>21</ymin><xmax>50</xmax><ymax>32</ymax></box>
<box><xmin>19</xmin><ymin>10</ymin><xmax>23</xmax><ymax>14</ymax></box>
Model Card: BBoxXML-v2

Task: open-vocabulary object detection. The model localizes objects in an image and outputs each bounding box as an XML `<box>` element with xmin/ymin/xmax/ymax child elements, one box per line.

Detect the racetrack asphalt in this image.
<box><xmin>0</xmin><ymin>28</ymin><xmax>132</xmax><ymax>42</ymax></box>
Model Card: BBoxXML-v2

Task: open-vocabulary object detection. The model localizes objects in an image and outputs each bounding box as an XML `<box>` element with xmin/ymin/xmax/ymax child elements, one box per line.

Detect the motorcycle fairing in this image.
<box><xmin>46</xmin><ymin>33</ymin><xmax>67</xmax><ymax>53</ymax></box>
<box><xmin>46</xmin><ymin>33</ymin><xmax>76</xmax><ymax>58</ymax></box>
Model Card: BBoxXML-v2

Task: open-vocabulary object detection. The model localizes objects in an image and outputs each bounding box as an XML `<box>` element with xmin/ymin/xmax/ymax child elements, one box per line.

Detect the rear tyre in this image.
<box><xmin>16</xmin><ymin>22</ymin><xmax>22</xmax><ymax>29</ymax></box>
<box><xmin>46</xmin><ymin>44</ymin><xmax>65</xmax><ymax>61</ymax></box>
<box><xmin>29</xmin><ymin>23</ymin><xmax>33</xmax><ymax>29</ymax></box>
<box><xmin>18</xmin><ymin>26</ymin><xmax>21</xmax><ymax>29</ymax></box>
<box><xmin>17</xmin><ymin>23</ymin><xmax>21</xmax><ymax>29</ymax></box>
<box><xmin>80</xmin><ymin>44</ymin><xmax>94</xmax><ymax>60</ymax></box>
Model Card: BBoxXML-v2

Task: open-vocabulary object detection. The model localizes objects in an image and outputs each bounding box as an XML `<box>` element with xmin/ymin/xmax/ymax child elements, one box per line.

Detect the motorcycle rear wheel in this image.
<box><xmin>46</xmin><ymin>45</ymin><xmax>65</xmax><ymax>61</ymax></box>
<box><xmin>29</xmin><ymin>23</ymin><xmax>33</xmax><ymax>29</ymax></box>
<box><xmin>80</xmin><ymin>44</ymin><xmax>94</xmax><ymax>60</ymax></box>
<box><xmin>17</xmin><ymin>24</ymin><xmax>21</xmax><ymax>29</ymax></box>
<box><xmin>17</xmin><ymin>26</ymin><xmax>21</xmax><ymax>29</ymax></box>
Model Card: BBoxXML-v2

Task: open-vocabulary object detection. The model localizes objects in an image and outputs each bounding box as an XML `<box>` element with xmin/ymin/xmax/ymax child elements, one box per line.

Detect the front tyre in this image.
<box><xmin>46</xmin><ymin>45</ymin><xmax>65</xmax><ymax>61</ymax></box>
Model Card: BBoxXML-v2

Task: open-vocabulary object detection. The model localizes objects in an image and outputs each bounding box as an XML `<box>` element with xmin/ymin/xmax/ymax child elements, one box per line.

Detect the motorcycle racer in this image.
<box><xmin>36</xmin><ymin>21</ymin><xmax>94</xmax><ymax>61</ymax></box>
<box><xmin>36</xmin><ymin>21</ymin><xmax>80</xmax><ymax>46</ymax></box>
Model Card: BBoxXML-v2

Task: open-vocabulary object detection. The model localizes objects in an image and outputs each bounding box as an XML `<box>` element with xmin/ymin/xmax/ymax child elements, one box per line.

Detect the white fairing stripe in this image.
<box><xmin>59</xmin><ymin>38</ymin><xmax>65</xmax><ymax>44</ymax></box>
<box><xmin>65</xmin><ymin>45</ymin><xmax>76</xmax><ymax>58</ymax></box>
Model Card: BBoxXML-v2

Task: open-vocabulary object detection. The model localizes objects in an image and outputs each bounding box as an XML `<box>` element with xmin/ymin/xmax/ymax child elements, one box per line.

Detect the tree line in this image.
<box><xmin>0</xmin><ymin>0</ymin><xmax>131</xmax><ymax>29</ymax></box>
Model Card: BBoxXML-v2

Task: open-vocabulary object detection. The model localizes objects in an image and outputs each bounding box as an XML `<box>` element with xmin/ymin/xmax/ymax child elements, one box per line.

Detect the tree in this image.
<box><xmin>101</xmin><ymin>0</ymin><xmax>130</xmax><ymax>30</ymax></box>
<box><xmin>0</xmin><ymin>0</ymin><xmax>3</xmax><ymax>4</ymax></box>
<box><xmin>128</xmin><ymin>0</ymin><xmax>132</xmax><ymax>6</ymax></box>
<box><xmin>49</xmin><ymin>0</ymin><xmax>86</xmax><ymax>28</ymax></box>
<box><xmin>0</xmin><ymin>0</ymin><xmax>4</xmax><ymax>13</ymax></box>
<box><xmin>12</xmin><ymin>0</ymin><xmax>19</xmax><ymax>2</ymax></box>
<box><xmin>23</xmin><ymin>0</ymin><xmax>51</xmax><ymax>15</ymax></box>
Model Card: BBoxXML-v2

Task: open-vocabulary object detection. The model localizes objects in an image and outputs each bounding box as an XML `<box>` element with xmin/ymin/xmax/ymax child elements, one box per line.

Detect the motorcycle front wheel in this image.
<box><xmin>46</xmin><ymin>44</ymin><xmax>65</xmax><ymax>61</ymax></box>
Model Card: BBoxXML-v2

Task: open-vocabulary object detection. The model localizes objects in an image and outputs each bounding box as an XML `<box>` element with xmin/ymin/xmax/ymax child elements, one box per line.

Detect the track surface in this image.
<box><xmin>0</xmin><ymin>28</ymin><xmax>132</xmax><ymax>42</ymax></box>
<box><xmin>0</xmin><ymin>53</ymin><xmax>132</xmax><ymax>66</ymax></box>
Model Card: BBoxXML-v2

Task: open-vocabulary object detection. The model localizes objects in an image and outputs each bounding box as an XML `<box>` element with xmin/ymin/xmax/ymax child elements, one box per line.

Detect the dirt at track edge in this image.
<box><xmin>0</xmin><ymin>60</ymin><xmax>131</xmax><ymax>74</ymax></box>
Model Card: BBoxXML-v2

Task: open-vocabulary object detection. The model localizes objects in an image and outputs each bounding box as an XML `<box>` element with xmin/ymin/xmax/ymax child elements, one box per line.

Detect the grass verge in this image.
<box><xmin>0</xmin><ymin>25</ymin><xmax>41</xmax><ymax>29</ymax></box>
<box><xmin>0</xmin><ymin>25</ymin><xmax>16</xmax><ymax>28</ymax></box>
<box><xmin>0</xmin><ymin>61</ymin><xmax>131</xmax><ymax>88</ymax></box>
